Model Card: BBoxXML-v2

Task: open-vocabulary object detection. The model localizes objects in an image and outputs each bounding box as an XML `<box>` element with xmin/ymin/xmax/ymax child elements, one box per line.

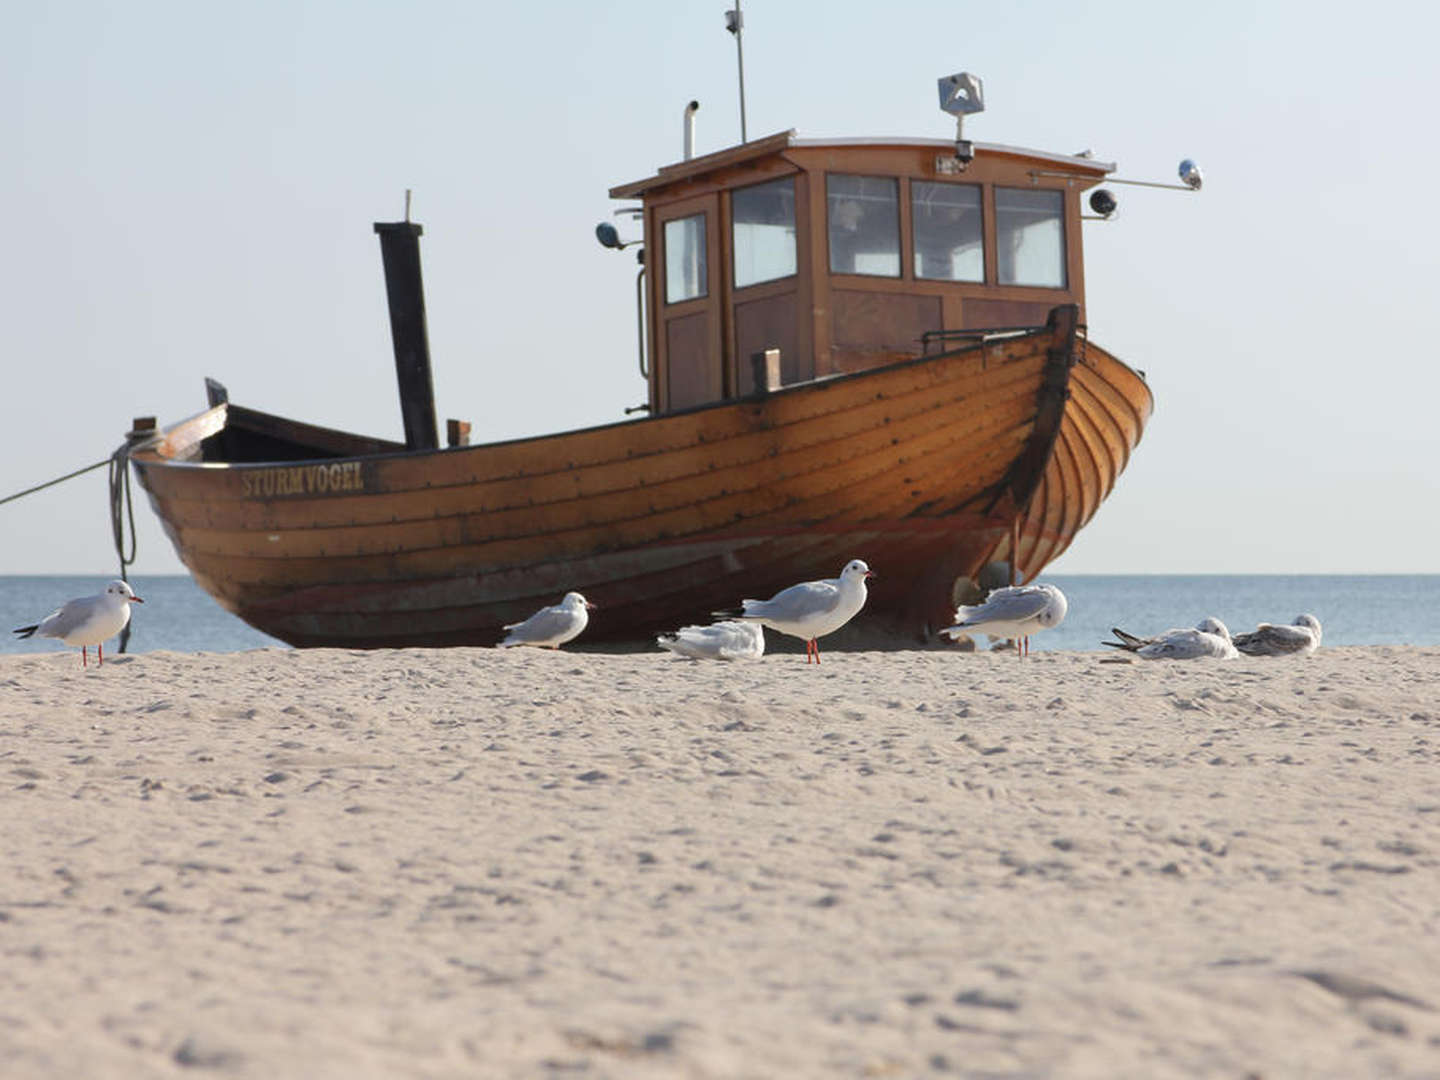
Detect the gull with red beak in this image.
<box><xmin>713</xmin><ymin>559</ymin><xmax>874</xmax><ymax>664</ymax></box>
<box><xmin>12</xmin><ymin>579</ymin><xmax>144</xmax><ymax>667</ymax></box>
<box><xmin>498</xmin><ymin>592</ymin><xmax>596</xmax><ymax>649</ymax></box>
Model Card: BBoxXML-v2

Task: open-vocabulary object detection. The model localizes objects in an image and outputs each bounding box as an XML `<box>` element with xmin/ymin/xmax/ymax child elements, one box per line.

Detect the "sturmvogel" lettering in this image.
<box><xmin>240</xmin><ymin>462</ymin><xmax>365</xmax><ymax>498</ymax></box>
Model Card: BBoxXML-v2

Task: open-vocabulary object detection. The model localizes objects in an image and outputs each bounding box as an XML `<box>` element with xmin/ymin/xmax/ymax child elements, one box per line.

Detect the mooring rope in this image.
<box><xmin>108</xmin><ymin>445</ymin><xmax>139</xmax><ymax>577</ymax></box>
<box><xmin>0</xmin><ymin>457</ymin><xmax>109</xmax><ymax>506</ymax></box>
<box><xmin>108</xmin><ymin>443</ymin><xmax>140</xmax><ymax>653</ymax></box>
<box><xmin>1</xmin><ymin>441</ymin><xmax>146</xmax><ymax>653</ymax></box>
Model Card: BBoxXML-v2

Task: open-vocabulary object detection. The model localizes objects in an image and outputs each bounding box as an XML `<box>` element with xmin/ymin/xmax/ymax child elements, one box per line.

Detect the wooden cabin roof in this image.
<box><xmin>609</xmin><ymin>131</ymin><xmax>1114</xmax><ymax>200</ymax></box>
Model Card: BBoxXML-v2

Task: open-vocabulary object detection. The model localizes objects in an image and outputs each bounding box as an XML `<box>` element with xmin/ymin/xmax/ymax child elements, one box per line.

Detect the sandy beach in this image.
<box><xmin>2</xmin><ymin>643</ymin><xmax>1438</xmax><ymax>1078</ymax></box>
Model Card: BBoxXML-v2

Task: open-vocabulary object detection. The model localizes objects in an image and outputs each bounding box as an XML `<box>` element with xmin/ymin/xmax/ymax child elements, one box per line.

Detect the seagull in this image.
<box><xmin>941</xmin><ymin>582</ymin><xmax>1067</xmax><ymax>657</ymax></box>
<box><xmin>498</xmin><ymin>592</ymin><xmax>595</xmax><ymax>649</ymax></box>
<box><xmin>12</xmin><ymin>579</ymin><xmax>144</xmax><ymax>667</ymax></box>
<box><xmin>1103</xmin><ymin>617</ymin><xmax>1239</xmax><ymax>660</ymax></box>
<box><xmin>1232</xmin><ymin>614</ymin><xmax>1322</xmax><ymax>657</ymax></box>
<box><xmin>713</xmin><ymin>559</ymin><xmax>874</xmax><ymax>664</ymax></box>
<box><xmin>657</xmin><ymin>620</ymin><xmax>765</xmax><ymax>661</ymax></box>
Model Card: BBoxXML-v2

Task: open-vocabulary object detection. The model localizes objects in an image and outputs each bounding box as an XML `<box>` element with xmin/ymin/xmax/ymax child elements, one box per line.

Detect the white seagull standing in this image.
<box><xmin>657</xmin><ymin>620</ymin><xmax>765</xmax><ymax>661</ymax></box>
<box><xmin>942</xmin><ymin>582</ymin><xmax>1067</xmax><ymax>657</ymax></box>
<box><xmin>1232</xmin><ymin>614</ymin><xmax>1322</xmax><ymax>657</ymax></box>
<box><xmin>1103</xmin><ymin>617</ymin><xmax>1239</xmax><ymax>660</ymax></box>
<box><xmin>12</xmin><ymin>579</ymin><xmax>144</xmax><ymax>668</ymax></box>
<box><xmin>498</xmin><ymin>592</ymin><xmax>596</xmax><ymax>649</ymax></box>
<box><xmin>713</xmin><ymin>559</ymin><xmax>874</xmax><ymax>664</ymax></box>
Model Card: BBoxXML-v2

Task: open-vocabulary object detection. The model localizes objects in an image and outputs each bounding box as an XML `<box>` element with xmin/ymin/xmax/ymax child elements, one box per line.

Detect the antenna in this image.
<box><xmin>725</xmin><ymin>2</ymin><xmax>747</xmax><ymax>143</ymax></box>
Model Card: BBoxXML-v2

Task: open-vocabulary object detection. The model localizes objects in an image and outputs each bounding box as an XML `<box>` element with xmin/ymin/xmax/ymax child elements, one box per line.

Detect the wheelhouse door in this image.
<box><xmin>653</xmin><ymin>195</ymin><xmax>723</xmax><ymax>412</ymax></box>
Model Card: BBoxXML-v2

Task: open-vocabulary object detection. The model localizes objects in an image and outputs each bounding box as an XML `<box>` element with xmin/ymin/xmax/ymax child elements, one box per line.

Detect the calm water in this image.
<box><xmin>2</xmin><ymin>574</ymin><xmax>1438</xmax><ymax>657</ymax></box>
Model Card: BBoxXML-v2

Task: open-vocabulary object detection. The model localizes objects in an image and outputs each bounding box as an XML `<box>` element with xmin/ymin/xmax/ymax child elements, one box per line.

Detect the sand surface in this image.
<box><xmin>2</xmin><ymin>644</ymin><xmax>1439</xmax><ymax>1078</ymax></box>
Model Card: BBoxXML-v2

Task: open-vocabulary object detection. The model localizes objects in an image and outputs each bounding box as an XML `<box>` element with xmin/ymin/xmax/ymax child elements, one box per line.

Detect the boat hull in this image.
<box><xmin>130</xmin><ymin>308</ymin><xmax>1152</xmax><ymax>647</ymax></box>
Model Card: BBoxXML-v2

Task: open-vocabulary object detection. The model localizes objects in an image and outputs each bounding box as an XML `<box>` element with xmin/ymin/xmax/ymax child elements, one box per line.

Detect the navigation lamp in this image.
<box><xmin>1179</xmin><ymin>159</ymin><xmax>1203</xmax><ymax>190</ymax></box>
<box><xmin>1089</xmin><ymin>189</ymin><xmax>1118</xmax><ymax>217</ymax></box>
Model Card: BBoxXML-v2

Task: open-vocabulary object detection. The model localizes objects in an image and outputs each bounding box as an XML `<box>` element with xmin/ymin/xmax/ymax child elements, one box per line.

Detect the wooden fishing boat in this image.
<box><xmin>127</xmin><ymin>76</ymin><xmax>1156</xmax><ymax>647</ymax></box>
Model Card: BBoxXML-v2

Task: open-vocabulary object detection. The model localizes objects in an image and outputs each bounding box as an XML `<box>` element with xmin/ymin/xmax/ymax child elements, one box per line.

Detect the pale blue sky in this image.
<box><xmin>3</xmin><ymin>0</ymin><xmax>1438</xmax><ymax>575</ymax></box>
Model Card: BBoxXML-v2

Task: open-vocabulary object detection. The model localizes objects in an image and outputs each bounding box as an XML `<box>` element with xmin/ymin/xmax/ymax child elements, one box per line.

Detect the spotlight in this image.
<box><xmin>1089</xmin><ymin>189</ymin><xmax>1118</xmax><ymax>217</ymax></box>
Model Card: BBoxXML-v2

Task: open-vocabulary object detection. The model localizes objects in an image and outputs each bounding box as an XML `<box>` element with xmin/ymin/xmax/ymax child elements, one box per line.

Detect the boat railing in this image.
<box><xmin>919</xmin><ymin>323</ymin><xmax>1047</xmax><ymax>355</ymax></box>
<box><xmin>921</xmin><ymin>320</ymin><xmax>1095</xmax><ymax>362</ymax></box>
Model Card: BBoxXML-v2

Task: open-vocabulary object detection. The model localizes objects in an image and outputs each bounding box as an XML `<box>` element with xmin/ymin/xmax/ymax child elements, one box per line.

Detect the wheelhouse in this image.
<box><xmin>610</xmin><ymin>133</ymin><xmax>1112</xmax><ymax>413</ymax></box>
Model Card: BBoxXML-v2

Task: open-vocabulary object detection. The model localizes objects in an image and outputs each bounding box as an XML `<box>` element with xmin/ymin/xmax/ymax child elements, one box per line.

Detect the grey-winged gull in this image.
<box><xmin>498</xmin><ymin>592</ymin><xmax>595</xmax><ymax>649</ymax></box>
<box><xmin>713</xmin><ymin>558</ymin><xmax>873</xmax><ymax>663</ymax></box>
<box><xmin>1232</xmin><ymin>614</ymin><xmax>1322</xmax><ymax>657</ymax></box>
<box><xmin>12</xmin><ymin>579</ymin><xmax>144</xmax><ymax>667</ymax></box>
<box><xmin>1103</xmin><ymin>617</ymin><xmax>1239</xmax><ymax>660</ymax></box>
<box><xmin>942</xmin><ymin>582</ymin><xmax>1067</xmax><ymax>657</ymax></box>
<box><xmin>657</xmin><ymin>620</ymin><xmax>765</xmax><ymax>661</ymax></box>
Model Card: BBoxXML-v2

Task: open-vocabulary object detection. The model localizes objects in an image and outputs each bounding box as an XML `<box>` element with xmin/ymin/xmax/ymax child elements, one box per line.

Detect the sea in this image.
<box><xmin>2</xmin><ymin>574</ymin><xmax>1438</xmax><ymax>658</ymax></box>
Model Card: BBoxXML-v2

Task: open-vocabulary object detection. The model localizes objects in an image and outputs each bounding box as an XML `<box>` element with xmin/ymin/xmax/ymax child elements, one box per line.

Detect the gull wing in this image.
<box><xmin>953</xmin><ymin>585</ymin><xmax>1052</xmax><ymax>628</ymax></box>
<box><xmin>38</xmin><ymin>596</ymin><xmax>103</xmax><ymax>640</ymax></box>
<box><xmin>503</xmin><ymin>605</ymin><xmax>575</xmax><ymax>645</ymax></box>
<box><xmin>744</xmin><ymin>579</ymin><xmax>840</xmax><ymax>622</ymax></box>
<box><xmin>1234</xmin><ymin>623</ymin><xmax>1315</xmax><ymax>656</ymax></box>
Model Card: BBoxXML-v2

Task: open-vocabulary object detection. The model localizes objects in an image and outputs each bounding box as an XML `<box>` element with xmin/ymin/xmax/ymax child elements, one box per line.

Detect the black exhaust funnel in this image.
<box><xmin>373</xmin><ymin>220</ymin><xmax>439</xmax><ymax>451</ymax></box>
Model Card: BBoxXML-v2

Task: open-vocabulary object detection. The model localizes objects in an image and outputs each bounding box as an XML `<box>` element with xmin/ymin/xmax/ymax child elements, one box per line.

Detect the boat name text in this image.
<box><xmin>241</xmin><ymin>462</ymin><xmax>365</xmax><ymax>498</ymax></box>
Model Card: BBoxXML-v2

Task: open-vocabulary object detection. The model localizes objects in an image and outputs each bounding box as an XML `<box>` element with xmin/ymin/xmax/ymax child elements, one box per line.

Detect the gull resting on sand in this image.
<box><xmin>657</xmin><ymin>620</ymin><xmax>765</xmax><ymax>661</ymax></box>
<box><xmin>1103</xmin><ymin>617</ymin><xmax>1239</xmax><ymax>660</ymax></box>
<box><xmin>12</xmin><ymin>579</ymin><xmax>144</xmax><ymax>668</ymax></box>
<box><xmin>1232</xmin><ymin>614</ymin><xmax>1322</xmax><ymax>657</ymax></box>
<box><xmin>498</xmin><ymin>592</ymin><xmax>595</xmax><ymax>649</ymax></box>
<box><xmin>713</xmin><ymin>559</ymin><xmax>873</xmax><ymax>664</ymax></box>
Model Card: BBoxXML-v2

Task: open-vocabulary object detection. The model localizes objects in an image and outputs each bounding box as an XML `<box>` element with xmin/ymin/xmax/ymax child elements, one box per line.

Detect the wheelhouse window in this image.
<box><xmin>827</xmin><ymin>174</ymin><xmax>900</xmax><ymax>277</ymax></box>
<box><xmin>664</xmin><ymin>213</ymin><xmax>707</xmax><ymax>303</ymax></box>
<box><xmin>913</xmin><ymin>180</ymin><xmax>983</xmax><ymax>282</ymax></box>
<box><xmin>996</xmin><ymin>187</ymin><xmax>1066</xmax><ymax>287</ymax></box>
<box><xmin>732</xmin><ymin>177</ymin><xmax>797</xmax><ymax>289</ymax></box>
